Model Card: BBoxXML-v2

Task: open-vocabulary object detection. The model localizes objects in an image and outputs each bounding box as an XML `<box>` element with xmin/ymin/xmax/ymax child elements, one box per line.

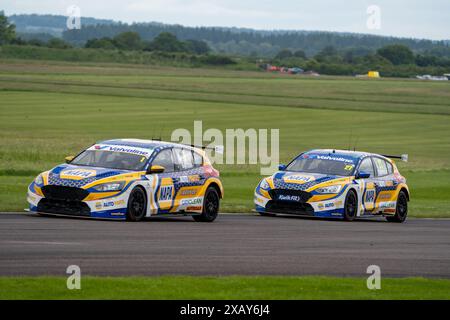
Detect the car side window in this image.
<box><xmin>386</xmin><ymin>161</ymin><xmax>394</xmax><ymax>175</ymax></box>
<box><xmin>193</xmin><ymin>151</ymin><xmax>203</xmax><ymax>167</ymax></box>
<box><xmin>173</xmin><ymin>148</ymin><xmax>194</xmax><ymax>171</ymax></box>
<box><xmin>374</xmin><ymin>157</ymin><xmax>388</xmax><ymax>177</ymax></box>
<box><xmin>151</xmin><ymin>149</ymin><xmax>175</xmax><ymax>173</ymax></box>
<box><xmin>358</xmin><ymin>158</ymin><xmax>375</xmax><ymax>177</ymax></box>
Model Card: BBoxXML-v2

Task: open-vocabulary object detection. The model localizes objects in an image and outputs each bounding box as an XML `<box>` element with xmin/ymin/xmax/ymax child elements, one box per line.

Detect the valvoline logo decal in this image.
<box><xmin>283</xmin><ymin>174</ymin><xmax>315</xmax><ymax>184</ymax></box>
<box><xmin>92</xmin><ymin>144</ymin><xmax>151</xmax><ymax>157</ymax></box>
<box><xmin>60</xmin><ymin>169</ymin><xmax>96</xmax><ymax>180</ymax></box>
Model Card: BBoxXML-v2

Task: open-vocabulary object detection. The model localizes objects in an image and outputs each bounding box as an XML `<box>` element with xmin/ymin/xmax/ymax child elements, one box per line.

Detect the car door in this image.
<box><xmin>150</xmin><ymin>148</ymin><xmax>176</xmax><ymax>213</ymax></box>
<box><xmin>357</xmin><ymin>157</ymin><xmax>377</xmax><ymax>214</ymax></box>
<box><xmin>172</xmin><ymin>148</ymin><xmax>205</xmax><ymax>211</ymax></box>
<box><xmin>373</xmin><ymin>157</ymin><xmax>397</xmax><ymax>212</ymax></box>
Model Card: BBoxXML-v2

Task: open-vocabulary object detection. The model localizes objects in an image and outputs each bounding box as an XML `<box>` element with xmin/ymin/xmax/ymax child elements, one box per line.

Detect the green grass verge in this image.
<box><xmin>1</xmin><ymin>60</ymin><xmax>449</xmax><ymax>216</ymax></box>
<box><xmin>1</xmin><ymin>276</ymin><xmax>449</xmax><ymax>300</ymax></box>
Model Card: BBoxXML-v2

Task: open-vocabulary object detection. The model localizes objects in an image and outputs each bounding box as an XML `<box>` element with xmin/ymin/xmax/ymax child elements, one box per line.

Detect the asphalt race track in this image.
<box><xmin>0</xmin><ymin>213</ymin><xmax>449</xmax><ymax>278</ymax></box>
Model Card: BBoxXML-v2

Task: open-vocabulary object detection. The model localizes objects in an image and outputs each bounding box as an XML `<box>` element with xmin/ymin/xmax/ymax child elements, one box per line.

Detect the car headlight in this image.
<box><xmin>260</xmin><ymin>179</ymin><xmax>270</xmax><ymax>190</ymax></box>
<box><xmin>93</xmin><ymin>181</ymin><xmax>126</xmax><ymax>192</ymax></box>
<box><xmin>35</xmin><ymin>174</ymin><xmax>43</xmax><ymax>185</ymax></box>
<box><xmin>315</xmin><ymin>185</ymin><xmax>342</xmax><ymax>194</ymax></box>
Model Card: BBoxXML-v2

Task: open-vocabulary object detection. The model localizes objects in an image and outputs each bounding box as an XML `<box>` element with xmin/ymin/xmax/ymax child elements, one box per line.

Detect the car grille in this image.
<box><xmin>268</xmin><ymin>189</ymin><xmax>312</xmax><ymax>203</ymax></box>
<box><xmin>266</xmin><ymin>200</ymin><xmax>314</xmax><ymax>216</ymax></box>
<box><xmin>37</xmin><ymin>198</ymin><xmax>91</xmax><ymax>216</ymax></box>
<box><xmin>41</xmin><ymin>185</ymin><xmax>89</xmax><ymax>201</ymax></box>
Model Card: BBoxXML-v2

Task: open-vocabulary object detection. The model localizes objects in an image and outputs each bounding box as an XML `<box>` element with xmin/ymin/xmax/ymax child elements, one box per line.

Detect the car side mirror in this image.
<box><xmin>147</xmin><ymin>165</ymin><xmax>165</xmax><ymax>174</ymax></box>
<box><xmin>278</xmin><ymin>164</ymin><xmax>287</xmax><ymax>171</ymax></box>
<box><xmin>356</xmin><ymin>171</ymin><xmax>370</xmax><ymax>179</ymax></box>
<box><xmin>65</xmin><ymin>155</ymin><xmax>74</xmax><ymax>164</ymax></box>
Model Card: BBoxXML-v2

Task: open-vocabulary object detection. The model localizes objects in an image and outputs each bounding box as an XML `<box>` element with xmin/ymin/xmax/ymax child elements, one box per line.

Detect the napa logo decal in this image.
<box><xmin>60</xmin><ymin>169</ymin><xmax>96</xmax><ymax>180</ymax></box>
<box><xmin>365</xmin><ymin>190</ymin><xmax>375</xmax><ymax>202</ymax></box>
<box><xmin>283</xmin><ymin>174</ymin><xmax>315</xmax><ymax>184</ymax></box>
<box><xmin>158</xmin><ymin>185</ymin><xmax>174</xmax><ymax>201</ymax></box>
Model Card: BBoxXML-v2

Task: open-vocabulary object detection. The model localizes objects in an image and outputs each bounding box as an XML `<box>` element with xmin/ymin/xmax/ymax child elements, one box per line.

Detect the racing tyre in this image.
<box><xmin>126</xmin><ymin>187</ymin><xmax>147</xmax><ymax>222</ymax></box>
<box><xmin>343</xmin><ymin>189</ymin><xmax>357</xmax><ymax>221</ymax></box>
<box><xmin>386</xmin><ymin>191</ymin><xmax>408</xmax><ymax>223</ymax></box>
<box><xmin>193</xmin><ymin>186</ymin><xmax>219</xmax><ymax>222</ymax></box>
<box><xmin>258</xmin><ymin>211</ymin><xmax>275</xmax><ymax>217</ymax></box>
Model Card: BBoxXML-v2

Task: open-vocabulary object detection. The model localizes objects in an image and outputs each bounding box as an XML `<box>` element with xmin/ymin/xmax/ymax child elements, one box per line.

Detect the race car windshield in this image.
<box><xmin>71</xmin><ymin>150</ymin><xmax>149</xmax><ymax>171</ymax></box>
<box><xmin>286</xmin><ymin>156</ymin><xmax>356</xmax><ymax>176</ymax></box>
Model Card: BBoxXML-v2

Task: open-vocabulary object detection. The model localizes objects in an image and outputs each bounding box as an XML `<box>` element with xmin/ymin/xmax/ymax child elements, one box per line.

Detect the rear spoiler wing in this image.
<box><xmin>184</xmin><ymin>144</ymin><xmax>224</xmax><ymax>154</ymax></box>
<box><xmin>382</xmin><ymin>154</ymin><xmax>408</xmax><ymax>162</ymax></box>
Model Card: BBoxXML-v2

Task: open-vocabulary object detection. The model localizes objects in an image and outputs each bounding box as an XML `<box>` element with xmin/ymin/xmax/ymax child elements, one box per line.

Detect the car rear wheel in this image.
<box><xmin>258</xmin><ymin>211</ymin><xmax>275</xmax><ymax>217</ymax></box>
<box><xmin>126</xmin><ymin>187</ymin><xmax>147</xmax><ymax>222</ymax></box>
<box><xmin>343</xmin><ymin>190</ymin><xmax>357</xmax><ymax>221</ymax></box>
<box><xmin>193</xmin><ymin>186</ymin><xmax>219</xmax><ymax>222</ymax></box>
<box><xmin>386</xmin><ymin>191</ymin><xmax>408</xmax><ymax>223</ymax></box>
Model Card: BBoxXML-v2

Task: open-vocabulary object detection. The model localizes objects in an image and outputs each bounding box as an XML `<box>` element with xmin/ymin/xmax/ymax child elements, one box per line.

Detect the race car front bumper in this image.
<box><xmin>27</xmin><ymin>185</ymin><xmax>129</xmax><ymax>220</ymax></box>
<box><xmin>254</xmin><ymin>191</ymin><xmax>346</xmax><ymax>218</ymax></box>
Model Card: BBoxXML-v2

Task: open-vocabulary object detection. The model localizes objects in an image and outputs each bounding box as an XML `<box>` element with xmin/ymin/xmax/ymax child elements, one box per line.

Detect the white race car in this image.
<box><xmin>255</xmin><ymin>149</ymin><xmax>409</xmax><ymax>222</ymax></box>
<box><xmin>27</xmin><ymin>139</ymin><xmax>224</xmax><ymax>222</ymax></box>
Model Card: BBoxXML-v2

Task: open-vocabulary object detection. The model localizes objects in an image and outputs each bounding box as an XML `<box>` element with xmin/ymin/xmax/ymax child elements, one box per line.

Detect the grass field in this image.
<box><xmin>0</xmin><ymin>59</ymin><xmax>449</xmax><ymax>216</ymax></box>
<box><xmin>1</xmin><ymin>276</ymin><xmax>449</xmax><ymax>300</ymax></box>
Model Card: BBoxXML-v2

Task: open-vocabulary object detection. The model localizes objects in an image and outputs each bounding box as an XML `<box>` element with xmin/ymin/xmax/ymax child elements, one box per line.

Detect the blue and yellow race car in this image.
<box><xmin>27</xmin><ymin>139</ymin><xmax>223</xmax><ymax>222</ymax></box>
<box><xmin>254</xmin><ymin>149</ymin><xmax>409</xmax><ymax>222</ymax></box>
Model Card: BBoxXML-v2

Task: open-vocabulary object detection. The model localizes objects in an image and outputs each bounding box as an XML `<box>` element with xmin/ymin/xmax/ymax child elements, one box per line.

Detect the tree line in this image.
<box><xmin>60</xmin><ymin>20</ymin><xmax>450</xmax><ymax>58</ymax></box>
<box><xmin>269</xmin><ymin>44</ymin><xmax>450</xmax><ymax>77</ymax></box>
<box><xmin>1</xmin><ymin>13</ymin><xmax>449</xmax><ymax>76</ymax></box>
<box><xmin>9</xmin><ymin>14</ymin><xmax>450</xmax><ymax>59</ymax></box>
<box><xmin>85</xmin><ymin>31</ymin><xmax>210</xmax><ymax>55</ymax></box>
<box><xmin>0</xmin><ymin>13</ymin><xmax>235</xmax><ymax>66</ymax></box>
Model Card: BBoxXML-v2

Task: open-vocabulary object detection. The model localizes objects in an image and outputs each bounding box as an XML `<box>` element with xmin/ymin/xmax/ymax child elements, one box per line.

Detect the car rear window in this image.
<box><xmin>193</xmin><ymin>151</ymin><xmax>203</xmax><ymax>167</ymax></box>
<box><xmin>374</xmin><ymin>157</ymin><xmax>389</xmax><ymax>176</ymax></box>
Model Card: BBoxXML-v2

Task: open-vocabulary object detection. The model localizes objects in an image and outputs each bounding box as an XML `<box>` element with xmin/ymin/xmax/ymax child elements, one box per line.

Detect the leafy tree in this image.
<box><xmin>293</xmin><ymin>50</ymin><xmax>306</xmax><ymax>59</ymax></box>
<box><xmin>85</xmin><ymin>37</ymin><xmax>116</xmax><ymax>50</ymax></box>
<box><xmin>377</xmin><ymin>44</ymin><xmax>414</xmax><ymax>65</ymax></box>
<box><xmin>275</xmin><ymin>49</ymin><xmax>293</xmax><ymax>59</ymax></box>
<box><xmin>113</xmin><ymin>31</ymin><xmax>143</xmax><ymax>50</ymax></box>
<box><xmin>27</xmin><ymin>38</ymin><xmax>45</xmax><ymax>47</ymax></box>
<box><xmin>415</xmin><ymin>54</ymin><xmax>438</xmax><ymax>67</ymax></box>
<box><xmin>0</xmin><ymin>12</ymin><xmax>16</xmax><ymax>45</ymax></box>
<box><xmin>314</xmin><ymin>46</ymin><xmax>341</xmax><ymax>63</ymax></box>
<box><xmin>200</xmin><ymin>54</ymin><xmax>236</xmax><ymax>65</ymax></box>
<box><xmin>319</xmin><ymin>46</ymin><xmax>337</xmax><ymax>57</ymax></box>
<box><xmin>145</xmin><ymin>32</ymin><xmax>185</xmax><ymax>52</ymax></box>
<box><xmin>185</xmin><ymin>39</ymin><xmax>210</xmax><ymax>54</ymax></box>
<box><xmin>47</xmin><ymin>38</ymin><xmax>72</xmax><ymax>49</ymax></box>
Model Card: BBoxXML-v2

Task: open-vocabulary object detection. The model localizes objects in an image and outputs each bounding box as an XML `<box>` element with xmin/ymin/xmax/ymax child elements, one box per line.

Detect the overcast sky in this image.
<box><xmin>3</xmin><ymin>0</ymin><xmax>449</xmax><ymax>40</ymax></box>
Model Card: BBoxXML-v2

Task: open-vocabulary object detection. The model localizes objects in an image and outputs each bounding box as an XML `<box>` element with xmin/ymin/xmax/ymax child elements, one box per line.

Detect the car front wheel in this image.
<box><xmin>343</xmin><ymin>189</ymin><xmax>357</xmax><ymax>221</ymax></box>
<box><xmin>126</xmin><ymin>187</ymin><xmax>147</xmax><ymax>222</ymax></box>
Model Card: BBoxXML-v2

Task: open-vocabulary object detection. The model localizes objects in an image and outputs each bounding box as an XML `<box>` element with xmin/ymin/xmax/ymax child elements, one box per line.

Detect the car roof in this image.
<box><xmin>98</xmin><ymin>139</ymin><xmax>197</xmax><ymax>151</ymax></box>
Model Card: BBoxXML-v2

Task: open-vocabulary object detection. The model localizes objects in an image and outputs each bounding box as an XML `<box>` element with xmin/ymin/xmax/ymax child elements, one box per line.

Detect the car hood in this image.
<box><xmin>45</xmin><ymin>164</ymin><xmax>136</xmax><ymax>188</ymax></box>
<box><xmin>269</xmin><ymin>171</ymin><xmax>348</xmax><ymax>191</ymax></box>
